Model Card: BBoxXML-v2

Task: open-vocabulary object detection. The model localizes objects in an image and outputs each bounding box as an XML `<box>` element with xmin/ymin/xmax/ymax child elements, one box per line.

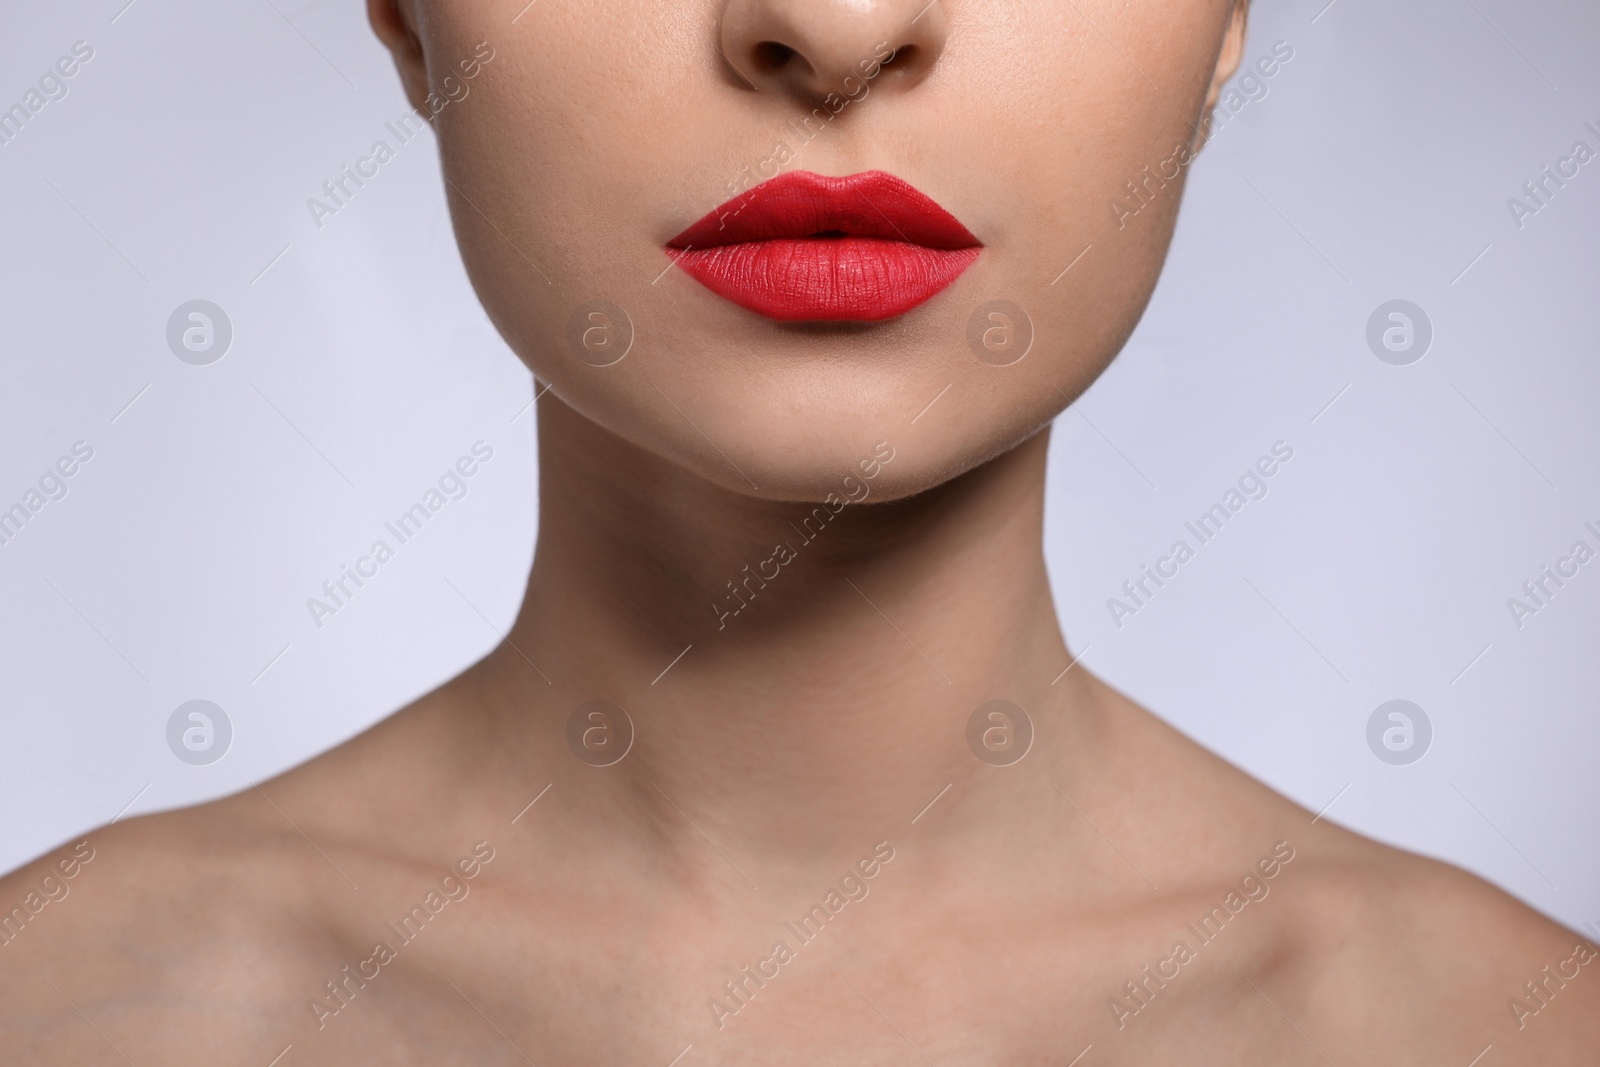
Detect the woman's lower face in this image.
<box><xmin>380</xmin><ymin>0</ymin><xmax>1245</xmax><ymax>501</ymax></box>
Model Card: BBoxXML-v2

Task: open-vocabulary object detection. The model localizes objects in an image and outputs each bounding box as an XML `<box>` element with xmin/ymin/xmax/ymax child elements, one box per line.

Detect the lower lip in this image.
<box><xmin>667</xmin><ymin>239</ymin><xmax>981</xmax><ymax>322</ymax></box>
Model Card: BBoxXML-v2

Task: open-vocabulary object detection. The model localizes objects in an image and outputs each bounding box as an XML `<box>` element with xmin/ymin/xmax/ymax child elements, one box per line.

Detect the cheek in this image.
<box><xmin>435</xmin><ymin>5</ymin><xmax>709</xmax><ymax>366</ymax></box>
<box><xmin>910</xmin><ymin>4</ymin><xmax>1220</xmax><ymax>411</ymax></box>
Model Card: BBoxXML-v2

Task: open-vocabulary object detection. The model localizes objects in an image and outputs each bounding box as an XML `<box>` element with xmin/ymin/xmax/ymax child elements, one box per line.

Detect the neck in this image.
<box><xmin>471</xmin><ymin>395</ymin><xmax>1092</xmax><ymax>873</ymax></box>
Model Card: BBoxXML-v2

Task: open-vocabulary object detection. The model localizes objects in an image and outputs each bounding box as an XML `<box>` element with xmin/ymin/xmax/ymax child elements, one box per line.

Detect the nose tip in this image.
<box><xmin>719</xmin><ymin>0</ymin><xmax>948</xmax><ymax>101</ymax></box>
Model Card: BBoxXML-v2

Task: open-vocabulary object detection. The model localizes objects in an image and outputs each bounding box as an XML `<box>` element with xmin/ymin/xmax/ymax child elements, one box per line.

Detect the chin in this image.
<box><xmin>524</xmin><ymin>299</ymin><xmax>1064</xmax><ymax>504</ymax></box>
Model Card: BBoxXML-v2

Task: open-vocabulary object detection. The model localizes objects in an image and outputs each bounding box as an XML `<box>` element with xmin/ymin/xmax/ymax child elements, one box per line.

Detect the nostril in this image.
<box><xmin>719</xmin><ymin>0</ymin><xmax>949</xmax><ymax>99</ymax></box>
<box><xmin>752</xmin><ymin>41</ymin><xmax>797</xmax><ymax>73</ymax></box>
<box><xmin>877</xmin><ymin>45</ymin><xmax>911</xmax><ymax>73</ymax></box>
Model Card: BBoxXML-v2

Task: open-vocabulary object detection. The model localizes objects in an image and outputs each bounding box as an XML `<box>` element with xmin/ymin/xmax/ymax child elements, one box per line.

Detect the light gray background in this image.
<box><xmin>1</xmin><ymin>0</ymin><xmax>1596</xmax><ymax>934</ymax></box>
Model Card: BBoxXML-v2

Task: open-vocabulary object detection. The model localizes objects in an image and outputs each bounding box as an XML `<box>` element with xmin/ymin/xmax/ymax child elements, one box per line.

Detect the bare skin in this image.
<box><xmin>3</xmin><ymin>405</ymin><xmax>1595</xmax><ymax>1065</ymax></box>
<box><xmin>3</xmin><ymin>0</ymin><xmax>1596</xmax><ymax>1062</ymax></box>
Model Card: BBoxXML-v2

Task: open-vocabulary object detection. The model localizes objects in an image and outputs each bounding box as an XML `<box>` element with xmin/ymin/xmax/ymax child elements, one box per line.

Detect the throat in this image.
<box><xmin>475</xmin><ymin>396</ymin><xmax>1084</xmax><ymax>859</ymax></box>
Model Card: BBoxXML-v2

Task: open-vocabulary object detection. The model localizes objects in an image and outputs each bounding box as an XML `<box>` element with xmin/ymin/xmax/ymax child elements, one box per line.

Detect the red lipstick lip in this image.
<box><xmin>665</xmin><ymin>170</ymin><xmax>981</xmax><ymax>322</ymax></box>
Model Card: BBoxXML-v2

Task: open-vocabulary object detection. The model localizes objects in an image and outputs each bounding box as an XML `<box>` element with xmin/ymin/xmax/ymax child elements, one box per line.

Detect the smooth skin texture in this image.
<box><xmin>3</xmin><ymin>1</ymin><xmax>1597</xmax><ymax>1063</ymax></box>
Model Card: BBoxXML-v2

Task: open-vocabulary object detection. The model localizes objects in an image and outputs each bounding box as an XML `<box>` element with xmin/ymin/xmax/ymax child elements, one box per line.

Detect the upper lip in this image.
<box><xmin>668</xmin><ymin>170</ymin><xmax>980</xmax><ymax>251</ymax></box>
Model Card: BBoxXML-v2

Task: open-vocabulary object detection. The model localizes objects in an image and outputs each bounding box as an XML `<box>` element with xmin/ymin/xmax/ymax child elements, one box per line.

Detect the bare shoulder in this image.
<box><xmin>1090</xmin><ymin>681</ymin><xmax>1599</xmax><ymax>1061</ymax></box>
<box><xmin>0</xmin><ymin>691</ymin><xmax>517</xmax><ymax>1064</ymax></box>
<box><xmin>1269</xmin><ymin>834</ymin><xmax>1600</xmax><ymax>1061</ymax></box>
<box><xmin>0</xmin><ymin>792</ymin><xmax>333</xmax><ymax>1061</ymax></box>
